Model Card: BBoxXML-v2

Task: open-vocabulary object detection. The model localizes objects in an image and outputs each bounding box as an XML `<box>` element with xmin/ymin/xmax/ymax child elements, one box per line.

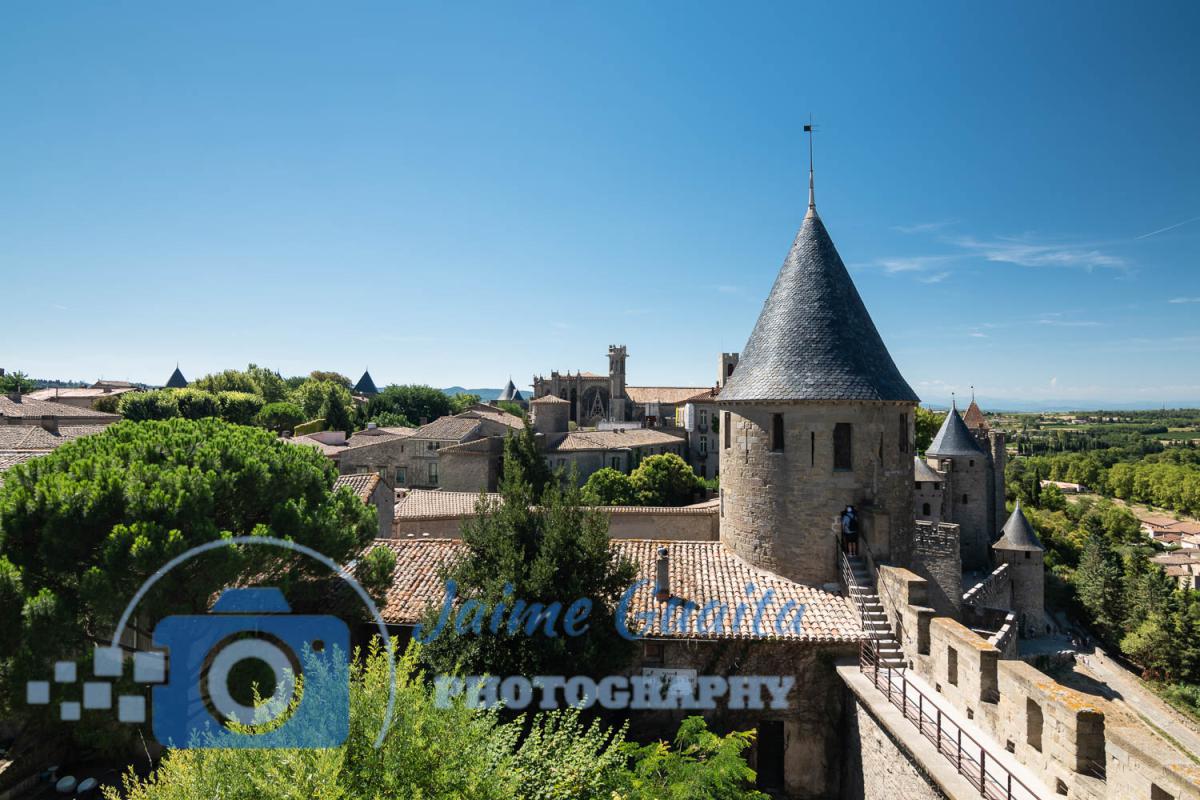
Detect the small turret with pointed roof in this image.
<box><xmin>994</xmin><ymin>501</ymin><xmax>1044</xmax><ymax>552</ymax></box>
<box><xmin>497</xmin><ymin>378</ymin><xmax>525</xmax><ymax>405</ymax></box>
<box><xmin>165</xmin><ymin>366</ymin><xmax>188</xmax><ymax>389</ymax></box>
<box><xmin>353</xmin><ymin>369</ymin><xmax>379</xmax><ymax>396</ymax></box>
<box><xmin>927</xmin><ymin>402</ymin><xmax>985</xmax><ymax>458</ymax></box>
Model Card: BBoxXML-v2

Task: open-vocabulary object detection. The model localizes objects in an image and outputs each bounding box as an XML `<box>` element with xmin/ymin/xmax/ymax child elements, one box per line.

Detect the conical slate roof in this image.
<box><xmin>994</xmin><ymin>501</ymin><xmax>1043</xmax><ymax>552</ymax></box>
<box><xmin>354</xmin><ymin>370</ymin><xmax>379</xmax><ymax>396</ymax></box>
<box><xmin>926</xmin><ymin>407</ymin><xmax>984</xmax><ymax>457</ymax></box>
<box><xmin>718</xmin><ymin>209</ymin><xmax>918</xmax><ymax>403</ymax></box>
<box><xmin>498</xmin><ymin>379</ymin><xmax>524</xmax><ymax>403</ymax></box>
<box><xmin>165</xmin><ymin>367</ymin><xmax>188</xmax><ymax>389</ymax></box>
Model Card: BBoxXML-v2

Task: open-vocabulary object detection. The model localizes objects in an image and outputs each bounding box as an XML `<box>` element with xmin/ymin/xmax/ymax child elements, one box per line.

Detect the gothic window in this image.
<box><xmin>833</xmin><ymin>423</ymin><xmax>853</xmax><ymax>471</ymax></box>
<box><xmin>771</xmin><ymin>414</ymin><xmax>784</xmax><ymax>452</ymax></box>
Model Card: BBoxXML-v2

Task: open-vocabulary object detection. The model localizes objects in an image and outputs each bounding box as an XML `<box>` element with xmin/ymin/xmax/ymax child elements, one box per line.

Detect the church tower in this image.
<box><xmin>717</xmin><ymin>166</ymin><xmax>920</xmax><ymax>586</ymax></box>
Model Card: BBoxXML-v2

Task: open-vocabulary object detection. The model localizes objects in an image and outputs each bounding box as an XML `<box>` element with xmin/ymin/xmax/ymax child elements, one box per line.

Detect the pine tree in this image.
<box><xmin>1074</xmin><ymin>530</ymin><xmax>1125</xmax><ymax>639</ymax></box>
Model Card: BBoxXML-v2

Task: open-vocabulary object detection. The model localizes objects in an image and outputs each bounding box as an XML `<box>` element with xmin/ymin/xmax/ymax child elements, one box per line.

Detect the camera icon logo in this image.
<box><xmin>152</xmin><ymin>586</ymin><xmax>349</xmax><ymax>749</ymax></box>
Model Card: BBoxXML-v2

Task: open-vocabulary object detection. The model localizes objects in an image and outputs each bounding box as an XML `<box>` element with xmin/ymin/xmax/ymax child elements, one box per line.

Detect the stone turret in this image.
<box><xmin>353</xmin><ymin>369</ymin><xmax>379</xmax><ymax>396</ymax></box>
<box><xmin>717</xmin><ymin>195</ymin><xmax>919</xmax><ymax>586</ymax></box>
<box><xmin>927</xmin><ymin>406</ymin><xmax>990</xmax><ymax>570</ymax></box>
<box><xmin>165</xmin><ymin>366</ymin><xmax>188</xmax><ymax>389</ymax></box>
<box><xmin>993</xmin><ymin>501</ymin><xmax>1045</xmax><ymax>637</ymax></box>
<box><xmin>717</xmin><ymin>353</ymin><xmax>739</xmax><ymax>388</ymax></box>
<box><xmin>530</xmin><ymin>394</ymin><xmax>570</xmax><ymax>435</ymax></box>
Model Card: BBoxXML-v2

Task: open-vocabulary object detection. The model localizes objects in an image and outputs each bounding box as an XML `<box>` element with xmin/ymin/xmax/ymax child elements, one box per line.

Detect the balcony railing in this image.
<box><xmin>859</xmin><ymin>645</ymin><xmax>1041</xmax><ymax>800</ymax></box>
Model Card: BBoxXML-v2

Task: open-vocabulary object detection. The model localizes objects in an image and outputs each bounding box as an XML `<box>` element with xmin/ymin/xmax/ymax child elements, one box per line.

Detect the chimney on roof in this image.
<box><xmin>655</xmin><ymin>546</ymin><xmax>670</xmax><ymax>602</ymax></box>
<box><xmin>41</xmin><ymin>416</ymin><xmax>58</xmax><ymax>434</ymax></box>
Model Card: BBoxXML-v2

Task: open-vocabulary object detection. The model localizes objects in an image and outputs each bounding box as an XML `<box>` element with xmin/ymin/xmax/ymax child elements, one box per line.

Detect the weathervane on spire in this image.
<box><xmin>804</xmin><ymin>116</ymin><xmax>818</xmax><ymax>211</ymax></box>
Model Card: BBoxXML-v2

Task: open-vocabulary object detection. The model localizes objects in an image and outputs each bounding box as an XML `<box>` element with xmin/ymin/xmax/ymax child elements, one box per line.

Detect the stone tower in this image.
<box><xmin>608</xmin><ymin>345</ymin><xmax>627</xmax><ymax>421</ymax></box>
<box><xmin>716</xmin><ymin>190</ymin><xmax>920</xmax><ymax>586</ymax></box>
<box><xmin>993</xmin><ymin>501</ymin><xmax>1045</xmax><ymax>637</ymax></box>
<box><xmin>717</xmin><ymin>353</ymin><xmax>739</xmax><ymax>388</ymax></box>
<box><xmin>926</xmin><ymin>406</ymin><xmax>991</xmax><ymax>571</ymax></box>
<box><xmin>530</xmin><ymin>394</ymin><xmax>570</xmax><ymax>435</ymax></box>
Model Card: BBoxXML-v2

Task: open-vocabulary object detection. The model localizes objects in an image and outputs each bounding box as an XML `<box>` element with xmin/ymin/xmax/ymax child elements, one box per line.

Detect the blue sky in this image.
<box><xmin>2</xmin><ymin>2</ymin><xmax>1197</xmax><ymax>408</ymax></box>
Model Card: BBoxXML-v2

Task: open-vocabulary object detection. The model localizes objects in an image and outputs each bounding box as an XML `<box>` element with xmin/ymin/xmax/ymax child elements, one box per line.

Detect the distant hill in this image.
<box><xmin>442</xmin><ymin>386</ymin><xmax>505</xmax><ymax>401</ymax></box>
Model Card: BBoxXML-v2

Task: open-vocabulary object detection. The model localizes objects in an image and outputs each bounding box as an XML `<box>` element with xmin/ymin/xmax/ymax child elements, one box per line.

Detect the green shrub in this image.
<box><xmin>257</xmin><ymin>401</ymin><xmax>307</xmax><ymax>432</ymax></box>
<box><xmin>217</xmin><ymin>391</ymin><xmax>265</xmax><ymax>426</ymax></box>
<box><xmin>172</xmin><ymin>388</ymin><xmax>221</xmax><ymax>420</ymax></box>
<box><xmin>117</xmin><ymin>389</ymin><xmax>178</xmax><ymax>421</ymax></box>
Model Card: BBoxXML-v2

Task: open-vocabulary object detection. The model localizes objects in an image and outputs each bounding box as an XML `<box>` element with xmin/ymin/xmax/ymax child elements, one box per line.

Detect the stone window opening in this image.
<box><xmin>724</xmin><ymin>412</ymin><xmax>731</xmax><ymax>450</ymax></box>
<box><xmin>1027</xmin><ymin>698</ymin><xmax>1043</xmax><ymax>752</ymax></box>
<box><xmin>1076</xmin><ymin>712</ymin><xmax>1106</xmax><ymax>779</ymax></box>
<box><xmin>922</xmin><ymin>502</ymin><xmax>931</xmax><ymax>516</ymax></box>
<box><xmin>643</xmin><ymin>641</ymin><xmax>664</xmax><ymax>665</ymax></box>
<box><xmin>962</xmin><ymin>493</ymin><xmax>969</xmax><ymax>505</ymax></box>
<box><xmin>810</xmin><ymin>431</ymin><xmax>815</xmax><ymax>467</ymax></box>
<box><xmin>771</xmin><ymin>414</ymin><xmax>784</xmax><ymax>452</ymax></box>
<box><xmin>899</xmin><ymin>412</ymin><xmax>908</xmax><ymax>453</ymax></box>
<box><xmin>969</xmin><ymin>459</ymin><xmax>975</xmax><ymax>467</ymax></box>
<box><xmin>428</xmin><ymin>462</ymin><xmax>438</xmax><ymax>485</ymax></box>
<box><xmin>833</xmin><ymin>423</ymin><xmax>853</xmax><ymax>471</ymax></box>
<box><xmin>1152</xmin><ymin>784</ymin><xmax>1176</xmax><ymax>800</ymax></box>
<box><xmin>947</xmin><ymin>646</ymin><xmax>958</xmax><ymax>686</ymax></box>
<box><xmin>878</xmin><ymin>432</ymin><xmax>883</xmax><ymax>462</ymax></box>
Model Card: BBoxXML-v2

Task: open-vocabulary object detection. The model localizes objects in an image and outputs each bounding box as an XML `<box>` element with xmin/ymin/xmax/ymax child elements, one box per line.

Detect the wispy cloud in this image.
<box><xmin>954</xmin><ymin>235</ymin><xmax>1127</xmax><ymax>271</ymax></box>
<box><xmin>892</xmin><ymin>220</ymin><xmax>955</xmax><ymax>235</ymax></box>
<box><xmin>1168</xmin><ymin>297</ymin><xmax>1200</xmax><ymax>304</ymax></box>
<box><xmin>1037</xmin><ymin>318</ymin><xmax>1104</xmax><ymax>328</ymax></box>
<box><xmin>1135</xmin><ymin>215</ymin><xmax>1200</xmax><ymax>241</ymax></box>
<box><xmin>918</xmin><ymin>271</ymin><xmax>952</xmax><ymax>284</ymax></box>
<box><xmin>968</xmin><ymin>331</ymin><xmax>988</xmax><ymax>338</ymax></box>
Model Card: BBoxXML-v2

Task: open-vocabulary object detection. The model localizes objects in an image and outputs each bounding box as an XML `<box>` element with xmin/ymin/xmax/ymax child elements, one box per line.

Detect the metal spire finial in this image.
<box><xmin>803</xmin><ymin>117</ymin><xmax>816</xmax><ymax>211</ymax></box>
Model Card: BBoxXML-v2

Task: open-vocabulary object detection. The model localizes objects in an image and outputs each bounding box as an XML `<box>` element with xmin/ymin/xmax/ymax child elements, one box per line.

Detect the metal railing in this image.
<box><xmin>859</xmin><ymin>644</ymin><xmax>1042</xmax><ymax>800</ymax></box>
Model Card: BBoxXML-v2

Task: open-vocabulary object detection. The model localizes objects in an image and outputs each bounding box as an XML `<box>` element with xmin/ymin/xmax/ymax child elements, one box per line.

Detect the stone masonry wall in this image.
<box><xmin>874</xmin><ymin>565</ymin><xmax>1200</xmax><ymax>800</ymax></box>
<box><xmin>719</xmin><ymin>401</ymin><xmax>916</xmax><ymax>586</ymax></box>
<box><xmin>392</xmin><ymin>505</ymin><xmax>719</xmax><ymax>541</ymax></box>
<box><xmin>910</xmin><ymin>521</ymin><xmax>963</xmax><ymax>618</ymax></box>
<box><xmin>841</xmin><ymin>691</ymin><xmax>949</xmax><ymax>800</ymax></box>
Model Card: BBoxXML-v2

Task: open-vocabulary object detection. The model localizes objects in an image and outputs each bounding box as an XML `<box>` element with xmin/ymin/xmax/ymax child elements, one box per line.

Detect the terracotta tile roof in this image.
<box><xmin>625</xmin><ymin>387</ymin><xmax>712</xmax><ymax>406</ymax></box>
<box><xmin>458</xmin><ymin>405</ymin><xmax>525</xmax><ymax>428</ymax></box>
<box><xmin>26</xmin><ymin>387</ymin><xmax>137</xmax><ymax>401</ymax></box>
<box><xmin>531</xmin><ymin>394</ymin><xmax>570</xmax><ymax>405</ymax></box>
<box><xmin>394</xmin><ymin>490</ymin><xmax>502</xmax><ymax>520</ymax></box>
<box><xmin>0</xmin><ymin>395</ymin><xmax>120</xmax><ymax>422</ymax></box>
<box><xmin>288</xmin><ymin>435</ymin><xmax>347</xmax><ymax>458</ymax></box>
<box><xmin>334</xmin><ymin>472</ymin><xmax>382</xmax><ymax>503</ymax></box>
<box><xmin>411</xmin><ymin>416</ymin><xmax>485</xmax><ymax>441</ymax></box>
<box><xmin>370</xmin><ymin>538</ymin><xmax>863</xmax><ymax>642</ymax></box>
<box><xmin>1151</xmin><ymin>552</ymin><xmax>1200</xmax><ymax>566</ymax></box>
<box><xmin>0</xmin><ymin>425</ymin><xmax>101</xmax><ymax>450</ymax></box>
<box><xmin>545</xmin><ymin>428</ymin><xmax>685</xmax><ymax>453</ymax></box>
<box><xmin>962</xmin><ymin>401</ymin><xmax>989</xmax><ymax>431</ymax></box>
<box><xmin>0</xmin><ymin>450</ymin><xmax>51</xmax><ymax>474</ymax></box>
<box><xmin>346</xmin><ymin>426</ymin><xmax>419</xmax><ymax>448</ymax></box>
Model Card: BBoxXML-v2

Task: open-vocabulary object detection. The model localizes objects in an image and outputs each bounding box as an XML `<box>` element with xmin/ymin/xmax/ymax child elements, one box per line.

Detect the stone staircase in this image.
<box><xmin>845</xmin><ymin>554</ymin><xmax>906</xmax><ymax>670</ymax></box>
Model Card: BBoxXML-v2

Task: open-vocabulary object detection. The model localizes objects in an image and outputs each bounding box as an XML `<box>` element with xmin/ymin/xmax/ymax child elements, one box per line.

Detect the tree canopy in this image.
<box><xmin>419</xmin><ymin>426</ymin><xmax>636</xmax><ymax>680</ymax></box>
<box><xmin>106</xmin><ymin>642</ymin><xmax>767</xmax><ymax>800</ymax></box>
<box><xmin>630</xmin><ymin>454</ymin><xmax>703</xmax><ymax>506</ymax></box>
<box><xmin>366</xmin><ymin>385</ymin><xmax>451</xmax><ymax>427</ymax></box>
<box><xmin>0</xmin><ymin>418</ymin><xmax>386</xmax><ymax>720</ymax></box>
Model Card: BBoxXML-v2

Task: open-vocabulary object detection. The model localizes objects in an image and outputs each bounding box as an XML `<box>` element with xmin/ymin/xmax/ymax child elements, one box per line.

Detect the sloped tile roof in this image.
<box><xmin>26</xmin><ymin>387</ymin><xmax>137</xmax><ymax>401</ymax></box>
<box><xmin>394</xmin><ymin>490</ymin><xmax>502</xmax><ymax>519</ymax></box>
<box><xmin>625</xmin><ymin>387</ymin><xmax>712</xmax><ymax>405</ymax></box>
<box><xmin>962</xmin><ymin>400</ymin><xmax>989</xmax><ymax>431</ymax></box>
<box><xmin>0</xmin><ymin>395</ymin><xmax>120</xmax><ymax>422</ymax></box>
<box><xmin>334</xmin><ymin>472</ymin><xmax>382</xmax><ymax>502</ymax></box>
<box><xmin>0</xmin><ymin>425</ymin><xmax>102</xmax><ymax>450</ymax></box>
<box><xmin>165</xmin><ymin>367</ymin><xmax>188</xmax><ymax>389</ymax></box>
<box><xmin>458</xmin><ymin>405</ymin><xmax>525</xmax><ymax>428</ymax></box>
<box><xmin>411</xmin><ymin>416</ymin><xmax>485</xmax><ymax>441</ymax></box>
<box><xmin>718</xmin><ymin>209</ymin><xmax>919</xmax><ymax>404</ymax></box>
<box><xmin>531</xmin><ymin>394</ymin><xmax>570</xmax><ymax>405</ymax></box>
<box><xmin>370</xmin><ymin>538</ymin><xmax>863</xmax><ymax>642</ymax></box>
<box><xmin>926</xmin><ymin>408</ymin><xmax>985</xmax><ymax>458</ymax></box>
<box><xmin>545</xmin><ymin>428</ymin><xmax>685</xmax><ymax>453</ymax></box>
<box><xmin>0</xmin><ymin>450</ymin><xmax>51</xmax><ymax>474</ymax></box>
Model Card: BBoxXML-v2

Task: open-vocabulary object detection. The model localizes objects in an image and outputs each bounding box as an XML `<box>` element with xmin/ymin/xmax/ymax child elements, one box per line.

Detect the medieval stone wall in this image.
<box><xmin>718</xmin><ymin>401</ymin><xmax>916</xmax><ymax>586</ymax></box>
<box><xmin>910</xmin><ymin>521</ymin><xmax>963</xmax><ymax>617</ymax></box>
<box><xmin>841</xmin><ymin>691</ymin><xmax>950</xmax><ymax>800</ymax></box>
<box><xmin>932</xmin><ymin>455</ymin><xmax>990</xmax><ymax>571</ymax></box>
<box><xmin>872</xmin><ymin>565</ymin><xmax>1200</xmax><ymax>800</ymax></box>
